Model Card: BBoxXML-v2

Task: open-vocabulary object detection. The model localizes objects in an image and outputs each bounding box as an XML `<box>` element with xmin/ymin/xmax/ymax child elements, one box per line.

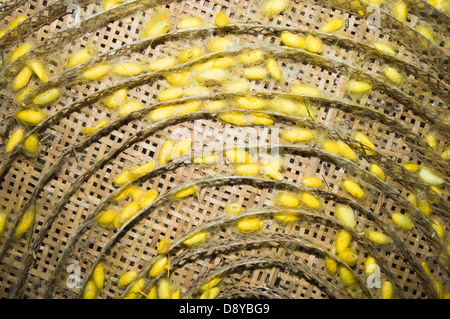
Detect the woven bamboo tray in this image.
<box><xmin>0</xmin><ymin>0</ymin><xmax>448</xmax><ymax>299</ymax></box>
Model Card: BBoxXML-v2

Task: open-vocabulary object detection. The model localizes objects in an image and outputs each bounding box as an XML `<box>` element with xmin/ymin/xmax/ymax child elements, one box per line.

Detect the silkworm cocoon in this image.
<box><xmin>10</xmin><ymin>42</ymin><xmax>33</xmax><ymax>62</ymax></box>
<box><xmin>261</xmin><ymin>0</ymin><xmax>288</xmax><ymax>17</ymax></box>
<box><xmin>392</xmin><ymin>212</ymin><xmax>414</xmax><ymax>232</ymax></box>
<box><xmin>339</xmin><ymin>266</ymin><xmax>355</xmax><ymax>288</ymax></box>
<box><xmin>373</xmin><ymin>42</ymin><xmax>397</xmax><ymax>56</ymax></box>
<box><xmin>235</xmin><ymin>96</ymin><xmax>266</xmax><ymax>110</ymax></box>
<box><xmin>102</xmin><ymin>88</ymin><xmax>127</xmax><ymax>109</ymax></box>
<box><xmin>101</xmin><ymin>0</ymin><xmax>123</xmax><ymax>10</ymax></box>
<box><xmin>32</xmin><ymin>88</ymin><xmax>59</xmax><ymax>105</ymax></box>
<box><xmin>214</xmin><ymin>12</ymin><xmax>230</xmax><ymax>28</ymax></box>
<box><xmin>117</xmin><ymin>99</ymin><xmax>143</xmax><ymax>117</ymax></box>
<box><xmin>164</xmin><ymin>71</ymin><xmax>191</xmax><ymax>86</ymax></box>
<box><xmin>416</xmin><ymin>25</ymin><xmax>435</xmax><ymax>48</ymax></box>
<box><xmin>207</xmin><ymin>37</ymin><xmax>236</xmax><ymax>52</ymax></box>
<box><xmin>183</xmin><ymin>230</ymin><xmax>208</xmax><ymax>246</ymax></box>
<box><xmin>15</xmin><ymin>109</ymin><xmax>46</xmax><ymax>125</ymax></box>
<box><xmin>174</xmin><ymin>185</ymin><xmax>198</xmax><ymax>198</ymax></box>
<box><xmin>235</xmin><ymin>163</ymin><xmax>261</xmax><ymax>176</ymax></box>
<box><xmin>211</xmin><ymin>57</ymin><xmax>235</xmax><ymax>68</ymax></box>
<box><xmin>12</xmin><ymin>66</ymin><xmax>33</xmax><ymax>91</ymax></box>
<box><xmin>428</xmin><ymin>0</ymin><xmax>446</xmax><ymax>10</ymax></box>
<box><xmin>382</xmin><ymin>66</ymin><xmax>402</xmax><ymax>85</ymax></box>
<box><xmin>195</xmin><ymin>68</ymin><xmax>227</xmax><ymax>84</ymax></box>
<box><xmin>266</xmin><ymin>58</ymin><xmax>282</xmax><ymax>80</ymax></box>
<box><xmin>365</xmin><ymin>230</ymin><xmax>392</xmax><ymax>245</ymax></box>
<box><xmin>6</xmin><ymin>127</ymin><xmax>25</xmax><ymax>153</ymax></box>
<box><xmin>250</xmin><ymin>113</ymin><xmax>273</xmax><ymax>126</ymax></box>
<box><xmin>27</xmin><ymin>60</ymin><xmax>49</xmax><ymax>83</ymax></box>
<box><xmin>193</xmin><ymin>153</ymin><xmax>219</xmax><ymax>164</ymax></box>
<box><xmin>348</xmin><ymin>80</ymin><xmax>371</xmax><ymax>95</ymax></box>
<box><xmin>322</xmin><ymin>140</ymin><xmax>340</xmax><ymax>155</ymax></box>
<box><xmin>364</xmin><ymin>256</ymin><xmax>377</xmax><ymax>276</ymax></box>
<box><xmin>237</xmin><ymin>217</ymin><xmax>263</xmax><ymax>232</ymax></box>
<box><xmin>201</xmin><ymin>287</ymin><xmax>220</xmax><ymax>299</ymax></box>
<box><xmin>302</xmin><ymin>176</ymin><xmax>323</xmax><ymax>188</ymax></box>
<box><xmin>280</xmin><ymin>31</ymin><xmax>306</xmax><ymax>48</ymax></box>
<box><xmin>96</xmin><ymin>209</ymin><xmax>116</xmax><ymax>229</ymax></box>
<box><xmin>238</xmin><ymin>50</ymin><xmax>265</xmax><ymax>64</ymax></box>
<box><xmin>300</xmin><ymin>192</ymin><xmax>321</xmax><ymax>209</ymax></box>
<box><xmin>225</xmin><ymin>148</ymin><xmax>253</xmax><ymax>163</ymax></box>
<box><xmin>16</xmin><ymin>87</ymin><xmax>34</xmax><ymax>105</ymax></box>
<box><xmin>171</xmin><ymin>138</ymin><xmax>192</xmax><ymax>159</ymax></box>
<box><xmin>204</xmin><ymin>100</ymin><xmax>226</xmax><ymax>111</ymax></box>
<box><xmin>149</xmin><ymin>256</ymin><xmax>169</xmax><ymax>277</ymax></box>
<box><xmin>270</xmin><ymin>98</ymin><xmax>297</xmax><ymax>114</ymax></box>
<box><xmin>200</xmin><ymin>276</ymin><xmax>222</xmax><ymax>291</ymax></box>
<box><xmin>337</xmin><ymin>141</ymin><xmax>359</xmax><ymax>161</ymax></box>
<box><xmin>148</xmin><ymin>106</ymin><xmax>176</xmax><ymax>122</ymax></box>
<box><xmin>148</xmin><ymin>56</ymin><xmax>177</xmax><ymax>71</ymax></box>
<box><xmin>118</xmin><ymin>270</ymin><xmax>137</xmax><ymax>288</ymax></box>
<box><xmin>140</xmin><ymin>8</ymin><xmax>171</xmax><ymax>38</ymax></box>
<box><xmin>112</xmin><ymin>183</ymin><xmax>135</xmax><ymax>201</ymax></box>
<box><xmin>276</xmin><ymin>192</ymin><xmax>299</xmax><ymax>208</ymax></box>
<box><xmin>124</xmin><ymin>278</ymin><xmax>147</xmax><ymax>299</ymax></box>
<box><xmin>281</xmin><ymin>128</ymin><xmax>314</xmax><ymax>143</ymax></box>
<box><xmin>82</xmin><ymin>64</ymin><xmax>110</xmax><ymax>80</ymax></box>
<box><xmin>338</xmin><ymin>248</ymin><xmax>358</xmax><ymax>267</ymax></box>
<box><xmin>0</xmin><ymin>211</ymin><xmax>6</xmax><ymax>235</ymax></box>
<box><xmin>178</xmin><ymin>16</ymin><xmax>204</xmax><ymax>29</ymax></box>
<box><xmin>290</xmin><ymin>84</ymin><xmax>321</xmax><ymax>96</ymax></box>
<box><xmin>225</xmin><ymin>202</ymin><xmax>243</xmax><ymax>215</ymax></box>
<box><xmin>382</xmin><ymin>281</ymin><xmax>394</xmax><ymax>299</ymax></box>
<box><xmin>431</xmin><ymin>217</ymin><xmax>445</xmax><ymax>239</ymax></box>
<box><xmin>183</xmin><ymin>85</ymin><xmax>210</xmax><ymax>97</ymax></box>
<box><xmin>242</xmin><ymin>66</ymin><xmax>268</xmax><ymax>80</ymax></box>
<box><xmin>8</xmin><ymin>15</ymin><xmax>27</xmax><ymax>30</ymax></box>
<box><xmin>354</xmin><ymin>132</ymin><xmax>376</xmax><ymax>155</ymax></box>
<box><xmin>130</xmin><ymin>160</ymin><xmax>156</xmax><ymax>177</ymax></box>
<box><xmin>179</xmin><ymin>47</ymin><xmax>203</xmax><ymax>62</ymax></box>
<box><xmin>156</xmin><ymin>278</ymin><xmax>173</xmax><ymax>299</ymax></box>
<box><xmin>157</xmin><ymin>87</ymin><xmax>183</xmax><ymax>101</ymax></box>
<box><xmin>418</xmin><ymin>197</ymin><xmax>431</xmax><ymax>218</ymax></box>
<box><xmin>320</xmin><ymin>18</ymin><xmax>345</xmax><ymax>32</ymax></box>
<box><xmin>343</xmin><ymin>180</ymin><xmax>365</xmax><ymax>199</ymax></box>
<box><xmin>113</xmin><ymin>63</ymin><xmax>143</xmax><ymax>76</ymax></box>
<box><xmin>370</xmin><ymin>164</ymin><xmax>386</xmax><ymax>181</ymax></box>
<box><xmin>93</xmin><ymin>263</ymin><xmax>104</xmax><ymax>291</ymax></box>
<box><xmin>14</xmin><ymin>207</ymin><xmax>35</xmax><ymax>240</ymax></box>
<box><xmin>326</xmin><ymin>256</ymin><xmax>338</xmax><ymax>275</ymax></box>
<box><xmin>117</xmin><ymin>202</ymin><xmax>140</xmax><ymax>226</ymax></box>
<box><xmin>418</xmin><ymin>167</ymin><xmax>444</xmax><ymax>186</ymax></box>
<box><xmin>335</xmin><ymin>229</ymin><xmax>352</xmax><ymax>254</ymax></box>
<box><xmin>305</xmin><ymin>35</ymin><xmax>323</xmax><ymax>54</ymax></box>
<box><xmin>159</xmin><ymin>140</ymin><xmax>174</xmax><ymax>165</ymax></box>
<box><xmin>403</xmin><ymin>162</ymin><xmax>419</xmax><ymax>173</ymax></box>
<box><xmin>433</xmin><ymin>280</ymin><xmax>444</xmax><ymax>299</ymax></box>
<box><xmin>83</xmin><ymin>280</ymin><xmax>97</xmax><ymax>299</ymax></box>
<box><xmin>261</xmin><ymin>161</ymin><xmax>283</xmax><ymax>181</ymax></box>
<box><xmin>335</xmin><ymin>205</ymin><xmax>355</xmax><ymax>229</ymax></box>
<box><xmin>392</xmin><ymin>1</ymin><xmax>408</xmax><ymax>21</ymax></box>
<box><xmin>157</xmin><ymin>238</ymin><xmax>171</xmax><ymax>255</ymax></box>
<box><xmin>441</xmin><ymin>148</ymin><xmax>450</xmax><ymax>161</ymax></box>
<box><xmin>223</xmin><ymin>79</ymin><xmax>250</xmax><ymax>92</ymax></box>
<box><xmin>274</xmin><ymin>212</ymin><xmax>301</xmax><ymax>223</ymax></box>
<box><xmin>23</xmin><ymin>133</ymin><xmax>40</xmax><ymax>155</ymax></box>
<box><xmin>67</xmin><ymin>48</ymin><xmax>93</xmax><ymax>69</ymax></box>
<box><xmin>425</xmin><ymin>133</ymin><xmax>437</xmax><ymax>150</ymax></box>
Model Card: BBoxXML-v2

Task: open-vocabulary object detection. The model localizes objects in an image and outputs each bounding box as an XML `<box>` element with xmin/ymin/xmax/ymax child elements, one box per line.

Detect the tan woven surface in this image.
<box><xmin>0</xmin><ymin>0</ymin><xmax>448</xmax><ymax>299</ymax></box>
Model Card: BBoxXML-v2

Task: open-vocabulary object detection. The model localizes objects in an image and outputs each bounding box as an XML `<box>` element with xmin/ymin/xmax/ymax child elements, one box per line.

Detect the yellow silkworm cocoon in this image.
<box><xmin>16</xmin><ymin>87</ymin><xmax>34</xmax><ymax>105</ymax></box>
<box><xmin>266</xmin><ymin>58</ymin><xmax>282</xmax><ymax>80</ymax></box>
<box><xmin>82</xmin><ymin>64</ymin><xmax>110</xmax><ymax>80</ymax></box>
<box><xmin>370</xmin><ymin>164</ymin><xmax>386</xmax><ymax>181</ymax></box>
<box><xmin>96</xmin><ymin>209</ymin><xmax>116</xmax><ymax>229</ymax></box>
<box><xmin>27</xmin><ymin>59</ymin><xmax>49</xmax><ymax>83</ymax></box>
<box><xmin>364</xmin><ymin>256</ymin><xmax>377</xmax><ymax>276</ymax></box>
<box><xmin>305</xmin><ymin>35</ymin><xmax>323</xmax><ymax>54</ymax></box>
<box><xmin>418</xmin><ymin>167</ymin><xmax>444</xmax><ymax>186</ymax></box>
<box><xmin>236</xmin><ymin>96</ymin><xmax>266</xmax><ymax>110</ymax></box>
<box><xmin>281</xmin><ymin>128</ymin><xmax>314</xmax><ymax>143</ymax></box>
<box><xmin>157</xmin><ymin>86</ymin><xmax>183</xmax><ymax>101</ymax></box>
<box><xmin>418</xmin><ymin>197</ymin><xmax>431</xmax><ymax>218</ymax></box>
<box><xmin>373</xmin><ymin>42</ymin><xmax>397</xmax><ymax>56</ymax></box>
<box><xmin>427</xmin><ymin>0</ymin><xmax>446</xmax><ymax>10</ymax></box>
<box><xmin>290</xmin><ymin>84</ymin><xmax>321</xmax><ymax>96</ymax></box>
<box><xmin>392</xmin><ymin>1</ymin><xmax>408</xmax><ymax>21</ymax></box>
<box><xmin>335</xmin><ymin>229</ymin><xmax>352</xmax><ymax>254</ymax></box>
<box><xmin>339</xmin><ymin>266</ymin><xmax>355</xmax><ymax>288</ymax></box>
<box><xmin>67</xmin><ymin>47</ymin><xmax>93</xmax><ymax>68</ymax></box>
<box><xmin>12</xmin><ymin>66</ymin><xmax>33</xmax><ymax>91</ymax></box>
<box><xmin>237</xmin><ymin>217</ymin><xmax>262</xmax><ymax>232</ymax></box>
<box><xmin>348</xmin><ymin>80</ymin><xmax>371</xmax><ymax>95</ymax></box>
<box><xmin>383</xmin><ymin>66</ymin><xmax>402</xmax><ymax>85</ymax></box>
<box><xmin>8</xmin><ymin>15</ymin><xmax>27</xmax><ymax>30</ymax></box>
<box><xmin>182</xmin><ymin>85</ymin><xmax>210</xmax><ymax>97</ymax></box>
<box><xmin>225</xmin><ymin>202</ymin><xmax>243</xmax><ymax>215</ymax></box>
<box><xmin>242</xmin><ymin>66</ymin><xmax>268</xmax><ymax>80</ymax></box>
<box><xmin>137</xmin><ymin>189</ymin><xmax>158</xmax><ymax>208</ymax></box>
<box><xmin>115</xmin><ymin>202</ymin><xmax>140</xmax><ymax>228</ymax></box>
<box><xmin>354</xmin><ymin>131</ymin><xmax>375</xmax><ymax>155</ymax></box>
<box><xmin>261</xmin><ymin>0</ymin><xmax>288</xmax><ymax>17</ymax></box>
<box><xmin>177</xmin><ymin>101</ymin><xmax>202</xmax><ymax>115</ymax></box>
<box><xmin>118</xmin><ymin>270</ymin><xmax>137</xmax><ymax>288</ymax></box>
<box><xmin>300</xmin><ymin>192</ymin><xmax>321</xmax><ymax>209</ymax></box>
<box><xmin>223</xmin><ymin>79</ymin><xmax>250</xmax><ymax>92</ymax></box>
<box><xmin>382</xmin><ymin>281</ymin><xmax>394</xmax><ymax>299</ymax></box>
<box><xmin>211</xmin><ymin>57</ymin><xmax>235</xmax><ymax>69</ymax></box>
<box><xmin>302</xmin><ymin>176</ymin><xmax>323</xmax><ymax>188</ymax></box>
<box><xmin>238</xmin><ymin>50</ymin><xmax>265</xmax><ymax>64</ymax></box>
<box><xmin>433</xmin><ymin>280</ymin><xmax>444</xmax><ymax>299</ymax></box>
<box><xmin>201</xmin><ymin>287</ymin><xmax>220</xmax><ymax>299</ymax></box>
<box><xmin>320</xmin><ymin>18</ymin><xmax>345</xmax><ymax>32</ymax></box>
<box><xmin>14</xmin><ymin>207</ymin><xmax>35</xmax><ymax>240</ymax></box>
<box><xmin>322</xmin><ymin>140</ymin><xmax>340</xmax><ymax>155</ymax></box>
<box><xmin>204</xmin><ymin>100</ymin><xmax>226</xmax><ymax>111</ymax></box>
<box><xmin>225</xmin><ymin>148</ymin><xmax>253</xmax><ymax>163</ymax></box>
<box><xmin>214</xmin><ymin>12</ymin><xmax>230</xmax><ymax>28</ymax></box>
<box><xmin>250</xmin><ymin>113</ymin><xmax>273</xmax><ymax>126</ymax></box>
<box><xmin>179</xmin><ymin>47</ymin><xmax>203</xmax><ymax>62</ymax></box>
<box><xmin>83</xmin><ymin>280</ymin><xmax>97</xmax><ymax>299</ymax></box>
<box><xmin>365</xmin><ymin>230</ymin><xmax>392</xmax><ymax>245</ymax></box>
<box><xmin>102</xmin><ymin>88</ymin><xmax>127</xmax><ymax>109</ymax></box>
<box><xmin>149</xmin><ymin>106</ymin><xmax>176</xmax><ymax>122</ymax></box>
<box><xmin>235</xmin><ymin>163</ymin><xmax>261</xmax><ymax>176</ymax></box>
<box><xmin>343</xmin><ymin>180</ymin><xmax>365</xmax><ymax>199</ymax></box>
<box><xmin>425</xmin><ymin>133</ymin><xmax>437</xmax><ymax>150</ymax></box>
<box><xmin>325</xmin><ymin>256</ymin><xmax>338</xmax><ymax>275</ymax></box>
<box><xmin>392</xmin><ymin>213</ymin><xmax>414</xmax><ymax>232</ymax></box>
<box><xmin>178</xmin><ymin>16</ymin><xmax>204</xmax><ymax>29</ymax></box>
<box><xmin>159</xmin><ymin>140</ymin><xmax>174</xmax><ymax>165</ymax></box>
<box><xmin>193</xmin><ymin>153</ymin><xmax>219</xmax><ymax>164</ymax></box>
<box><xmin>101</xmin><ymin>0</ymin><xmax>124</xmax><ymax>10</ymax></box>
<box><xmin>337</xmin><ymin>141</ymin><xmax>359</xmax><ymax>161</ymax></box>
<box><xmin>148</xmin><ymin>56</ymin><xmax>177</xmax><ymax>71</ymax></box>
<box><xmin>183</xmin><ymin>231</ymin><xmax>208</xmax><ymax>246</ymax></box>
<box><xmin>149</xmin><ymin>256</ymin><xmax>169</xmax><ymax>277</ymax></box>
<box><xmin>416</xmin><ymin>25</ymin><xmax>435</xmax><ymax>48</ymax></box>
<box><xmin>338</xmin><ymin>248</ymin><xmax>358</xmax><ymax>267</ymax></box>
<box><xmin>0</xmin><ymin>211</ymin><xmax>6</xmax><ymax>236</ymax></box>
<box><xmin>140</xmin><ymin>8</ymin><xmax>171</xmax><ymax>38</ymax></box>
<box><xmin>113</xmin><ymin>63</ymin><xmax>143</xmax><ymax>76</ymax></box>
<box><xmin>261</xmin><ymin>161</ymin><xmax>283</xmax><ymax>181</ymax></box>
<box><xmin>93</xmin><ymin>263</ymin><xmax>104</xmax><ymax>291</ymax></box>
<box><xmin>403</xmin><ymin>162</ymin><xmax>419</xmax><ymax>173</ymax></box>
<box><xmin>270</xmin><ymin>98</ymin><xmax>298</xmax><ymax>114</ymax></box>
<box><xmin>117</xmin><ymin>99</ymin><xmax>143</xmax><ymax>117</ymax></box>
<box><xmin>195</xmin><ymin>68</ymin><xmax>227</xmax><ymax>84</ymax></box>
<box><xmin>23</xmin><ymin>133</ymin><xmax>40</xmax><ymax>155</ymax></box>
<box><xmin>335</xmin><ymin>205</ymin><xmax>355</xmax><ymax>229</ymax></box>
<box><xmin>10</xmin><ymin>42</ymin><xmax>33</xmax><ymax>62</ymax></box>
<box><xmin>129</xmin><ymin>160</ymin><xmax>156</xmax><ymax>178</ymax></box>
<box><xmin>171</xmin><ymin>138</ymin><xmax>192</xmax><ymax>160</ymax></box>
<box><xmin>6</xmin><ymin>127</ymin><xmax>25</xmax><ymax>153</ymax></box>
<box><xmin>280</xmin><ymin>31</ymin><xmax>306</xmax><ymax>48</ymax></box>
<box><xmin>207</xmin><ymin>37</ymin><xmax>236</xmax><ymax>52</ymax></box>
<box><xmin>431</xmin><ymin>217</ymin><xmax>445</xmax><ymax>239</ymax></box>
<box><xmin>164</xmin><ymin>71</ymin><xmax>191</xmax><ymax>86</ymax></box>
<box><xmin>274</xmin><ymin>212</ymin><xmax>301</xmax><ymax>223</ymax></box>
<box><xmin>441</xmin><ymin>148</ymin><xmax>450</xmax><ymax>161</ymax></box>
<box><xmin>174</xmin><ymin>185</ymin><xmax>198</xmax><ymax>198</ymax></box>
<box><xmin>276</xmin><ymin>192</ymin><xmax>299</xmax><ymax>208</ymax></box>
<box><xmin>157</xmin><ymin>238</ymin><xmax>171</xmax><ymax>255</ymax></box>
<box><xmin>113</xmin><ymin>170</ymin><xmax>134</xmax><ymax>187</ymax></box>
<box><xmin>16</xmin><ymin>109</ymin><xmax>46</xmax><ymax>125</ymax></box>
<box><xmin>124</xmin><ymin>278</ymin><xmax>147</xmax><ymax>299</ymax></box>
<box><xmin>32</xmin><ymin>88</ymin><xmax>60</xmax><ymax>105</ymax></box>
<box><xmin>200</xmin><ymin>276</ymin><xmax>222</xmax><ymax>291</ymax></box>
